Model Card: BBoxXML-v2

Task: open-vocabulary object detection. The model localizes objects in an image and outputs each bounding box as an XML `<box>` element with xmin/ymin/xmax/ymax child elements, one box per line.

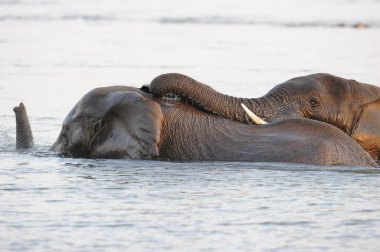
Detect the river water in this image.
<box><xmin>1</xmin><ymin>0</ymin><xmax>380</xmax><ymax>251</ymax></box>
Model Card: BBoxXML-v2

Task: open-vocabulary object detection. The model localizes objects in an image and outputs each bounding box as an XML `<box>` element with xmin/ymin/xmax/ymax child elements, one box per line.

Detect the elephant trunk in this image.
<box><xmin>13</xmin><ymin>102</ymin><xmax>34</xmax><ymax>149</ymax></box>
<box><xmin>149</xmin><ymin>73</ymin><xmax>271</xmax><ymax>124</ymax></box>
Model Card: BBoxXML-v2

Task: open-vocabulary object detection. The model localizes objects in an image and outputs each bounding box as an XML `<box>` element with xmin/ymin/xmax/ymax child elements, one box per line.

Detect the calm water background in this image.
<box><xmin>1</xmin><ymin>0</ymin><xmax>380</xmax><ymax>251</ymax></box>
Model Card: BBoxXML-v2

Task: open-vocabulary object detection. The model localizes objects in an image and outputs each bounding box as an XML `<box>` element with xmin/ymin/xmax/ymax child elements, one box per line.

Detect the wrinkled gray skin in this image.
<box><xmin>149</xmin><ymin>73</ymin><xmax>380</xmax><ymax>160</ymax></box>
<box><xmin>12</xmin><ymin>86</ymin><xmax>370</xmax><ymax>166</ymax></box>
<box><xmin>13</xmin><ymin>102</ymin><xmax>34</xmax><ymax>149</ymax></box>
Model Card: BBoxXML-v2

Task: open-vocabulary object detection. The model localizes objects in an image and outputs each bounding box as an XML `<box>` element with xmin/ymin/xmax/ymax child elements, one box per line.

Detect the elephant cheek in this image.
<box><xmin>271</xmin><ymin>103</ymin><xmax>302</xmax><ymax>122</ymax></box>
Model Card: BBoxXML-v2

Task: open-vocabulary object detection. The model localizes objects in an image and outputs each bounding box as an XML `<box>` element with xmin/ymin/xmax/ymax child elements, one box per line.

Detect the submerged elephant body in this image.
<box><xmin>150</xmin><ymin>73</ymin><xmax>380</xmax><ymax>160</ymax></box>
<box><xmin>47</xmin><ymin>86</ymin><xmax>375</xmax><ymax>166</ymax></box>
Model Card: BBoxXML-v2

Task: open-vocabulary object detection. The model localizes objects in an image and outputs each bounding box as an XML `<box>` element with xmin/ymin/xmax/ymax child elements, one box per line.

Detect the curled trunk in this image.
<box><xmin>13</xmin><ymin>102</ymin><xmax>34</xmax><ymax>149</ymax></box>
<box><xmin>149</xmin><ymin>73</ymin><xmax>272</xmax><ymax>124</ymax></box>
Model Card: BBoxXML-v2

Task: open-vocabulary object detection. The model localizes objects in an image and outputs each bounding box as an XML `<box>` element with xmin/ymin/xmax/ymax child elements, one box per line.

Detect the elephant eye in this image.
<box><xmin>309</xmin><ymin>96</ymin><xmax>321</xmax><ymax>109</ymax></box>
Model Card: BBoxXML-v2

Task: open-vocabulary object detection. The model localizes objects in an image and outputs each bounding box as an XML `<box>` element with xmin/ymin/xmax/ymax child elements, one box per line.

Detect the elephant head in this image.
<box><xmin>149</xmin><ymin>73</ymin><xmax>380</xmax><ymax>160</ymax></box>
<box><xmin>51</xmin><ymin>86</ymin><xmax>163</xmax><ymax>159</ymax></box>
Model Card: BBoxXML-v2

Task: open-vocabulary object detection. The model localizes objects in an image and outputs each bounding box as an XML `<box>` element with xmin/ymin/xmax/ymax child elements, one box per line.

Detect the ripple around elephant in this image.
<box><xmin>14</xmin><ymin>86</ymin><xmax>376</xmax><ymax>167</ymax></box>
<box><xmin>149</xmin><ymin>73</ymin><xmax>380</xmax><ymax>160</ymax></box>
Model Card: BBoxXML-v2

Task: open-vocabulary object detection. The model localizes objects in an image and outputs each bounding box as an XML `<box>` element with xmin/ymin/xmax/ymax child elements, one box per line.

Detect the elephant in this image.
<box><xmin>14</xmin><ymin>86</ymin><xmax>376</xmax><ymax>167</ymax></box>
<box><xmin>149</xmin><ymin>73</ymin><xmax>380</xmax><ymax>160</ymax></box>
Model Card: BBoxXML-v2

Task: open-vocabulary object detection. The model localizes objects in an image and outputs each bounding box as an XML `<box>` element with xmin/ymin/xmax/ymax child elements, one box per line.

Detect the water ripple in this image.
<box><xmin>0</xmin><ymin>14</ymin><xmax>377</xmax><ymax>29</ymax></box>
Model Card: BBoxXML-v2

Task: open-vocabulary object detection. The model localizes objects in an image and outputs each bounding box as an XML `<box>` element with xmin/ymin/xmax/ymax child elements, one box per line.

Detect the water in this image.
<box><xmin>1</xmin><ymin>0</ymin><xmax>380</xmax><ymax>251</ymax></box>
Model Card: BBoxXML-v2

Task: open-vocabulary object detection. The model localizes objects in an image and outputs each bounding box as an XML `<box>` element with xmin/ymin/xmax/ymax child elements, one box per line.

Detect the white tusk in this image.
<box><xmin>241</xmin><ymin>103</ymin><xmax>268</xmax><ymax>125</ymax></box>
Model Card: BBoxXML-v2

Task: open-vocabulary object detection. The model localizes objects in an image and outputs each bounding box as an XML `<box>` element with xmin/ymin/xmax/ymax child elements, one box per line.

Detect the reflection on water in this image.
<box><xmin>1</xmin><ymin>0</ymin><xmax>380</xmax><ymax>251</ymax></box>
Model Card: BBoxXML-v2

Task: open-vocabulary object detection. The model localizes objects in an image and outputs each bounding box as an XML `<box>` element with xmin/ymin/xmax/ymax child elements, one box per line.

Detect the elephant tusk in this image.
<box><xmin>241</xmin><ymin>103</ymin><xmax>268</xmax><ymax>125</ymax></box>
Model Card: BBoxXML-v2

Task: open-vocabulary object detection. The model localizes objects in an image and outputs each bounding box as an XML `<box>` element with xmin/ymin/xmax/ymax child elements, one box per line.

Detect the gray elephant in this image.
<box><xmin>149</xmin><ymin>73</ymin><xmax>380</xmax><ymax>160</ymax></box>
<box><xmin>14</xmin><ymin>86</ymin><xmax>376</xmax><ymax>167</ymax></box>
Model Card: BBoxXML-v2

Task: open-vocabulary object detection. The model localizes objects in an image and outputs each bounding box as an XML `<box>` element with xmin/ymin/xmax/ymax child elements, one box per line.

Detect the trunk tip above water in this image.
<box><xmin>14</xmin><ymin>102</ymin><xmax>34</xmax><ymax>149</ymax></box>
<box><xmin>13</xmin><ymin>102</ymin><xmax>26</xmax><ymax>113</ymax></box>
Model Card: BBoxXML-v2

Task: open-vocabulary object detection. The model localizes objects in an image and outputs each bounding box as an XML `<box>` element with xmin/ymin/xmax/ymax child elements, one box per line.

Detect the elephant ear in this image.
<box><xmin>352</xmin><ymin>100</ymin><xmax>380</xmax><ymax>160</ymax></box>
<box><xmin>92</xmin><ymin>91</ymin><xmax>163</xmax><ymax>159</ymax></box>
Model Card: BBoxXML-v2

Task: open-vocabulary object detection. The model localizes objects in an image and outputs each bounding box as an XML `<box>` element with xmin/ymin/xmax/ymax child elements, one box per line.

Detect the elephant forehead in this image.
<box><xmin>284</xmin><ymin>73</ymin><xmax>350</xmax><ymax>93</ymax></box>
<box><xmin>63</xmin><ymin>89</ymin><xmax>149</xmax><ymax>124</ymax></box>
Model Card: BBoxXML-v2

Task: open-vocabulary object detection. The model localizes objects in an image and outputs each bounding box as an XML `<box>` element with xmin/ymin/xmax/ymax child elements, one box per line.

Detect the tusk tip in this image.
<box><xmin>241</xmin><ymin>103</ymin><xmax>268</xmax><ymax>125</ymax></box>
